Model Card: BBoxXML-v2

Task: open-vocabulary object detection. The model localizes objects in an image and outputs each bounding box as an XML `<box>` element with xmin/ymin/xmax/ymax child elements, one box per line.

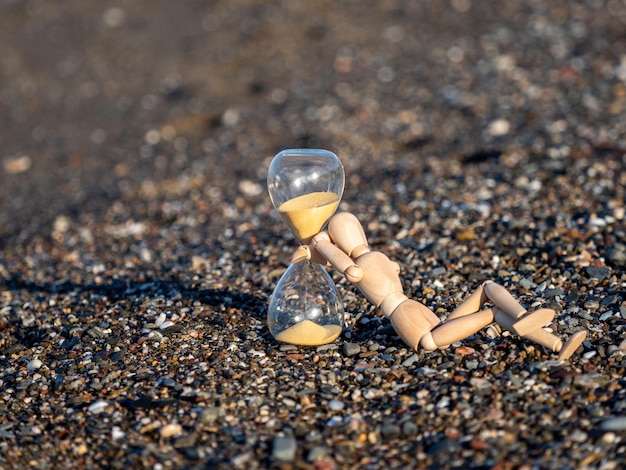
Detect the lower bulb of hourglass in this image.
<box><xmin>268</xmin><ymin>260</ymin><xmax>344</xmax><ymax>346</ymax></box>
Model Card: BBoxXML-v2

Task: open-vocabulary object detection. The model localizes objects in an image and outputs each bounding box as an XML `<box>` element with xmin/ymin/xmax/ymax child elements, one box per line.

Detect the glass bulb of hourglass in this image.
<box><xmin>267</xmin><ymin>149</ymin><xmax>345</xmax><ymax>244</ymax></box>
<box><xmin>266</xmin><ymin>149</ymin><xmax>346</xmax><ymax>345</ymax></box>
<box><xmin>268</xmin><ymin>260</ymin><xmax>344</xmax><ymax>346</ymax></box>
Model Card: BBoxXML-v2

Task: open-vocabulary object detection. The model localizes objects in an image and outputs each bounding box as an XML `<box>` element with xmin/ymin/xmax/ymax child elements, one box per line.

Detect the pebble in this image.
<box><xmin>429</xmin><ymin>266</ymin><xmax>447</xmax><ymax>277</ymax></box>
<box><xmin>199</xmin><ymin>407</ymin><xmax>222</xmax><ymax>425</ymax></box>
<box><xmin>519</xmin><ymin>278</ymin><xmax>535</xmax><ymax>290</ymax></box>
<box><xmin>3</xmin><ymin>155</ymin><xmax>32</xmax><ymax>174</ymax></box>
<box><xmin>272</xmin><ymin>436</ymin><xmax>297</xmax><ymax>461</ymax></box>
<box><xmin>470</xmin><ymin>377</ymin><xmax>492</xmax><ymax>390</ymax></box>
<box><xmin>363</xmin><ymin>389</ymin><xmax>384</xmax><ymax>400</ymax></box>
<box><xmin>87</xmin><ymin>400</ymin><xmax>110</xmax><ymax>414</ymax></box>
<box><xmin>160</xmin><ymin>423</ymin><xmax>183</xmax><ymax>438</ymax></box>
<box><xmin>307</xmin><ymin>446</ymin><xmax>328</xmax><ymax>462</ymax></box>
<box><xmin>26</xmin><ymin>359</ymin><xmax>42</xmax><ymax>371</ymax></box>
<box><xmin>601</xmin><ymin>432</ymin><xmax>617</xmax><ymax>444</ymax></box>
<box><xmin>487</xmin><ymin>118</ymin><xmax>510</xmax><ymax>136</ymax></box>
<box><xmin>149</xmin><ymin>312</ymin><xmax>166</xmax><ymax>329</ymax></box>
<box><xmin>159</xmin><ymin>320</ymin><xmax>175</xmax><ymax>330</ymax></box>
<box><xmin>111</xmin><ymin>426</ymin><xmax>125</xmax><ymax>441</ymax></box>
<box><xmin>598</xmin><ymin>417</ymin><xmax>626</xmax><ymax>432</ymax></box>
<box><xmin>381</xmin><ymin>424</ymin><xmax>401</xmax><ymax>439</ymax></box>
<box><xmin>573</xmin><ymin>373</ymin><xmax>609</xmax><ymax>388</ymax></box>
<box><xmin>543</xmin><ymin>288</ymin><xmax>565</xmax><ymax>298</ymax></box>
<box><xmin>328</xmin><ymin>399</ymin><xmax>344</xmax><ymax>411</ymax></box>
<box><xmin>584</xmin><ymin>266</ymin><xmax>611</xmax><ymax>280</ymax></box>
<box><xmin>599</xmin><ymin>311</ymin><xmax>614</xmax><ymax>321</ymax></box>
<box><xmin>568</xmin><ymin>429</ymin><xmax>588</xmax><ymax>443</ymax></box>
<box><xmin>343</xmin><ymin>343</ymin><xmax>361</xmax><ymax>356</ymax></box>
<box><xmin>607</xmin><ymin>247</ymin><xmax>626</xmax><ymax>266</ymax></box>
<box><xmin>402</xmin><ymin>354</ymin><xmax>419</xmax><ymax>367</ymax></box>
<box><xmin>402</xmin><ymin>421</ymin><xmax>418</xmax><ymax>437</ymax></box>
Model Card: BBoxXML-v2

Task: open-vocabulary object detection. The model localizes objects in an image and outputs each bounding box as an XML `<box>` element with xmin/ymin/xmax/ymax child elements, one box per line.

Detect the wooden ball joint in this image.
<box><xmin>299</xmin><ymin>212</ymin><xmax>587</xmax><ymax>361</ymax></box>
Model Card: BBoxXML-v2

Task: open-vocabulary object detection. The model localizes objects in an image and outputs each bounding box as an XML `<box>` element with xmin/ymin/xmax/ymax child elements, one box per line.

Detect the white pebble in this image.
<box><xmin>363</xmin><ymin>388</ymin><xmax>384</xmax><ymax>400</ymax></box>
<box><xmin>238</xmin><ymin>180</ymin><xmax>263</xmax><ymax>197</ymax></box>
<box><xmin>88</xmin><ymin>400</ymin><xmax>110</xmax><ymax>414</ymax></box>
<box><xmin>486</xmin><ymin>325</ymin><xmax>501</xmax><ymax>338</ymax></box>
<box><xmin>602</xmin><ymin>432</ymin><xmax>617</xmax><ymax>444</ymax></box>
<box><xmin>112</xmin><ymin>426</ymin><xmax>125</xmax><ymax>440</ymax></box>
<box><xmin>487</xmin><ymin>118</ymin><xmax>510</xmax><ymax>137</ymax></box>
<box><xmin>583</xmin><ymin>351</ymin><xmax>597</xmax><ymax>359</ymax></box>
<box><xmin>159</xmin><ymin>320</ymin><xmax>175</xmax><ymax>330</ymax></box>
<box><xmin>155</xmin><ymin>312</ymin><xmax>166</xmax><ymax>327</ymax></box>
<box><xmin>328</xmin><ymin>400</ymin><xmax>344</xmax><ymax>411</ymax></box>
<box><xmin>282</xmin><ymin>398</ymin><xmax>296</xmax><ymax>408</ymax></box>
<box><xmin>588</xmin><ymin>216</ymin><xmax>607</xmax><ymax>227</ymax></box>
<box><xmin>248</xmin><ymin>349</ymin><xmax>266</xmax><ymax>357</ymax></box>
<box><xmin>3</xmin><ymin>155</ymin><xmax>32</xmax><ymax>174</ymax></box>
<box><xmin>27</xmin><ymin>359</ymin><xmax>42</xmax><ymax>371</ymax></box>
<box><xmin>599</xmin><ymin>311</ymin><xmax>614</xmax><ymax>321</ymax></box>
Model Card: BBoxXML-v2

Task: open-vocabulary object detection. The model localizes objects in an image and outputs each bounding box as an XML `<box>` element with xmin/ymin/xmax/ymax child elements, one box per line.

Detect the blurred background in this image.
<box><xmin>1</xmin><ymin>0</ymin><xmax>625</xmax><ymax>242</ymax></box>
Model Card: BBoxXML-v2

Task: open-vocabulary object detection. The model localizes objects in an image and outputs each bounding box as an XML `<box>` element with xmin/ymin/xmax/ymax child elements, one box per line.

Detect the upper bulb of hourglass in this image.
<box><xmin>267</xmin><ymin>149</ymin><xmax>345</xmax><ymax>244</ymax></box>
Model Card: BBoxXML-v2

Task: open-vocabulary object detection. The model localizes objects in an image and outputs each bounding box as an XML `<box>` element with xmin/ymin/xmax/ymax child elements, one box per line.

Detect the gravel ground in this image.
<box><xmin>1</xmin><ymin>1</ymin><xmax>626</xmax><ymax>468</ymax></box>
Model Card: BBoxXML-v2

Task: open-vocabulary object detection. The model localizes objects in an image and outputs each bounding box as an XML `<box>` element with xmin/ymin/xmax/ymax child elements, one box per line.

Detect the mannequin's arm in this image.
<box><xmin>312</xmin><ymin>232</ymin><xmax>363</xmax><ymax>283</ymax></box>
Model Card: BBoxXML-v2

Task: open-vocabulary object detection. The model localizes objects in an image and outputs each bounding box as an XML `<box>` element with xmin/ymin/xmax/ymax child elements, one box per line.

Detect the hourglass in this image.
<box><xmin>267</xmin><ymin>149</ymin><xmax>345</xmax><ymax>346</ymax></box>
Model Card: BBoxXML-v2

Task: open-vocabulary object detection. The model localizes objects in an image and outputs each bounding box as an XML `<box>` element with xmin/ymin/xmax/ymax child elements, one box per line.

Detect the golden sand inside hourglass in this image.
<box><xmin>278</xmin><ymin>191</ymin><xmax>340</xmax><ymax>244</ymax></box>
<box><xmin>274</xmin><ymin>319</ymin><xmax>342</xmax><ymax>346</ymax></box>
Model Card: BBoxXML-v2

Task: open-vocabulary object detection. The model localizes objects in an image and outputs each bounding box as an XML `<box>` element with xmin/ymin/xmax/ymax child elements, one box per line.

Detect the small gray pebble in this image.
<box><xmin>402</xmin><ymin>353</ymin><xmax>419</xmax><ymax>367</ymax></box>
<box><xmin>569</xmin><ymin>430</ymin><xmax>588</xmax><ymax>443</ymax></box>
<box><xmin>584</xmin><ymin>266</ymin><xmax>611</xmax><ymax>280</ymax></box>
<box><xmin>429</xmin><ymin>266</ymin><xmax>446</xmax><ymax>277</ymax></box>
<box><xmin>381</xmin><ymin>424</ymin><xmax>401</xmax><ymax>439</ymax></box>
<box><xmin>543</xmin><ymin>288</ymin><xmax>565</xmax><ymax>297</ymax></box>
<box><xmin>343</xmin><ymin>343</ymin><xmax>361</xmax><ymax>356</ymax></box>
<box><xmin>328</xmin><ymin>399</ymin><xmax>344</xmax><ymax>411</ymax></box>
<box><xmin>307</xmin><ymin>445</ymin><xmax>328</xmax><ymax>462</ymax></box>
<box><xmin>27</xmin><ymin>359</ymin><xmax>42</xmax><ymax>372</ymax></box>
<box><xmin>607</xmin><ymin>248</ymin><xmax>626</xmax><ymax>266</ymax></box>
<box><xmin>600</xmin><ymin>294</ymin><xmax>620</xmax><ymax>306</ymax></box>
<box><xmin>519</xmin><ymin>278</ymin><xmax>535</xmax><ymax>290</ymax></box>
<box><xmin>272</xmin><ymin>436</ymin><xmax>297</xmax><ymax>461</ymax></box>
<box><xmin>598</xmin><ymin>417</ymin><xmax>626</xmax><ymax>432</ymax></box>
<box><xmin>402</xmin><ymin>421</ymin><xmax>418</xmax><ymax>437</ymax></box>
<box><xmin>199</xmin><ymin>407</ymin><xmax>222</xmax><ymax>425</ymax></box>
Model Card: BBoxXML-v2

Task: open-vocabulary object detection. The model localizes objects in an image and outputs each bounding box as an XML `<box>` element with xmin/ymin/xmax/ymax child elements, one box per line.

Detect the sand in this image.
<box><xmin>278</xmin><ymin>192</ymin><xmax>340</xmax><ymax>243</ymax></box>
<box><xmin>274</xmin><ymin>319</ymin><xmax>342</xmax><ymax>346</ymax></box>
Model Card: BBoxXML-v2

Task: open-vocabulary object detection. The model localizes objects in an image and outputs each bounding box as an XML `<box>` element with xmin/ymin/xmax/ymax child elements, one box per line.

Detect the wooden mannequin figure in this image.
<box><xmin>294</xmin><ymin>212</ymin><xmax>587</xmax><ymax>360</ymax></box>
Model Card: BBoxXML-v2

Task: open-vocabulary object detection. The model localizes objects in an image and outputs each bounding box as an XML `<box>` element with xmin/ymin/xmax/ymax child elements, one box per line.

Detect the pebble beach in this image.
<box><xmin>1</xmin><ymin>1</ymin><xmax>625</xmax><ymax>468</ymax></box>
